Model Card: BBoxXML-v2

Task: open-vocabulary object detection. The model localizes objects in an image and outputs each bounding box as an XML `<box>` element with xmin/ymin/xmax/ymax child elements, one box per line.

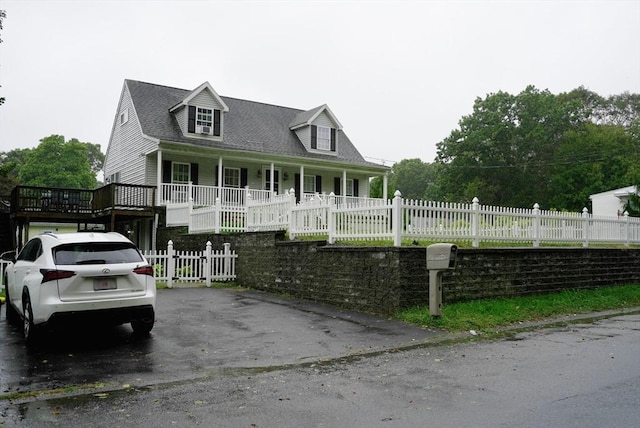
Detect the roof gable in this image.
<box><xmin>289</xmin><ymin>104</ymin><xmax>343</xmax><ymax>130</ymax></box>
<box><xmin>169</xmin><ymin>81</ymin><xmax>229</xmax><ymax>113</ymax></box>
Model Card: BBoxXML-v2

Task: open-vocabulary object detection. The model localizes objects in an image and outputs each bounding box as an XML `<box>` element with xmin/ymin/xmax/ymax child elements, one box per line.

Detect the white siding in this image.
<box><xmin>192</xmin><ymin>91</ymin><xmax>222</xmax><ymax>110</ymax></box>
<box><xmin>174</xmin><ymin>105</ymin><xmax>187</xmax><ymax>134</ymax></box>
<box><xmin>590</xmin><ymin>186</ymin><xmax>636</xmax><ymax>216</ymax></box>
<box><xmin>104</xmin><ymin>83</ymin><xmax>158</xmax><ymax>185</ymax></box>
<box><xmin>311</xmin><ymin>111</ymin><xmax>334</xmax><ymax>128</ymax></box>
<box><xmin>294</xmin><ymin>126</ymin><xmax>311</xmax><ymax>150</ymax></box>
<box><xmin>145</xmin><ymin>156</ymin><xmax>158</xmax><ymax>186</ymax></box>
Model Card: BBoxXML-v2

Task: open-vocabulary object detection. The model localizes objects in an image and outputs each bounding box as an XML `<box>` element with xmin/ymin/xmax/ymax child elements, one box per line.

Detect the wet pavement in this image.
<box><xmin>0</xmin><ymin>287</ymin><xmax>442</xmax><ymax>400</ymax></box>
<box><xmin>1</xmin><ymin>287</ymin><xmax>639</xmax><ymax>427</ymax></box>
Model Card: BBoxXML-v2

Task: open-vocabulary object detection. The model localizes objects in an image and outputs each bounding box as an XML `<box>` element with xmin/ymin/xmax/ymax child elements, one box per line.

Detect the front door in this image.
<box><xmin>263</xmin><ymin>169</ymin><xmax>280</xmax><ymax>194</ymax></box>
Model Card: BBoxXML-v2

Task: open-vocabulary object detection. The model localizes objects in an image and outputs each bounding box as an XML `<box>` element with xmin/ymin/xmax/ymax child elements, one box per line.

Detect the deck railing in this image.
<box><xmin>10</xmin><ymin>184</ymin><xmax>156</xmax><ymax>215</ymax></box>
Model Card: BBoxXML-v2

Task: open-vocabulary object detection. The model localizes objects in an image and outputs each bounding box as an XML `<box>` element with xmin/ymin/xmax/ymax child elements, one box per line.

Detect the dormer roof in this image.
<box><xmin>168</xmin><ymin>81</ymin><xmax>229</xmax><ymax>113</ymax></box>
<box><xmin>289</xmin><ymin>104</ymin><xmax>343</xmax><ymax>130</ymax></box>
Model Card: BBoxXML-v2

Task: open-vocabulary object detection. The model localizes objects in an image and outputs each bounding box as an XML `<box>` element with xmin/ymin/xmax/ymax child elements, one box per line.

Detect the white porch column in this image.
<box><xmin>217</xmin><ymin>157</ymin><xmax>223</xmax><ymax>193</ymax></box>
<box><xmin>270</xmin><ymin>162</ymin><xmax>275</xmax><ymax>194</ymax></box>
<box><xmin>156</xmin><ymin>150</ymin><xmax>163</xmax><ymax>205</ymax></box>
<box><xmin>383</xmin><ymin>173</ymin><xmax>388</xmax><ymax>200</ymax></box>
<box><xmin>342</xmin><ymin>170</ymin><xmax>347</xmax><ymax>201</ymax></box>
<box><xmin>299</xmin><ymin>165</ymin><xmax>304</xmax><ymax>199</ymax></box>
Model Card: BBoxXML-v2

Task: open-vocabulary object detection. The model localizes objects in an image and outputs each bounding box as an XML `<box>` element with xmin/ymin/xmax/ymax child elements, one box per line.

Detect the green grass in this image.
<box><xmin>395</xmin><ymin>284</ymin><xmax>640</xmax><ymax>332</ymax></box>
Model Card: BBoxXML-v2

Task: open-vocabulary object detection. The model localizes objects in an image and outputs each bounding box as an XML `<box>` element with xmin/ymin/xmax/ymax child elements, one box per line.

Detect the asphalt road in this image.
<box><xmin>0</xmin><ymin>287</ymin><xmax>638</xmax><ymax>427</ymax></box>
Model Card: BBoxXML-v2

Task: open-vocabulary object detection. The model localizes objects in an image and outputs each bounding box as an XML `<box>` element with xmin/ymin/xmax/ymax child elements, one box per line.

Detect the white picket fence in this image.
<box><xmin>166</xmin><ymin>187</ymin><xmax>640</xmax><ymax>248</ymax></box>
<box><xmin>275</xmin><ymin>192</ymin><xmax>640</xmax><ymax>247</ymax></box>
<box><xmin>143</xmin><ymin>241</ymin><xmax>237</xmax><ymax>288</ymax></box>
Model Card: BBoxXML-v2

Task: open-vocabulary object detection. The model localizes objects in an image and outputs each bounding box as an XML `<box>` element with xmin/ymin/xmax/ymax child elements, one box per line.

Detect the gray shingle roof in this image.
<box><xmin>125</xmin><ymin>80</ymin><xmax>387</xmax><ymax>170</ymax></box>
<box><xmin>288</xmin><ymin>105</ymin><xmax>324</xmax><ymax>129</ymax></box>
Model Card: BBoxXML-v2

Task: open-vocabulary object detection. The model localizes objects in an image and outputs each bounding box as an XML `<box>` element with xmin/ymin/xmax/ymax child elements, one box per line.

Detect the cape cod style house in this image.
<box><xmin>103</xmin><ymin>80</ymin><xmax>390</xmax><ymax>245</ymax></box>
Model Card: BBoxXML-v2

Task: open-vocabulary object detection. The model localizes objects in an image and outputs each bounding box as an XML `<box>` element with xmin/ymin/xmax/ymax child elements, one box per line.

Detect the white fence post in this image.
<box><xmin>392</xmin><ymin>190</ymin><xmax>402</xmax><ymax>247</ymax></box>
<box><xmin>214</xmin><ymin>197</ymin><xmax>221</xmax><ymax>233</ymax></box>
<box><xmin>167</xmin><ymin>240</ymin><xmax>175</xmax><ymax>289</ymax></box>
<box><xmin>328</xmin><ymin>192</ymin><xmax>336</xmax><ymax>244</ymax></box>
<box><xmin>245</xmin><ymin>193</ymin><xmax>252</xmax><ymax>232</ymax></box>
<box><xmin>533</xmin><ymin>203</ymin><xmax>540</xmax><ymax>248</ymax></box>
<box><xmin>187</xmin><ymin>196</ymin><xmax>194</xmax><ymax>232</ymax></box>
<box><xmin>205</xmin><ymin>241</ymin><xmax>212</xmax><ymax>287</ymax></box>
<box><xmin>472</xmin><ymin>197</ymin><xmax>480</xmax><ymax>248</ymax></box>
<box><xmin>624</xmin><ymin>211</ymin><xmax>630</xmax><ymax>247</ymax></box>
<box><xmin>582</xmin><ymin>207</ymin><xmax>590</xmax><ymax>248</ymax></box>
<box><xmin>223</xmin><ymin>242</ymin><xmax>231</xmax><ymax>280</ymax></box>
<box><xmin>288</xmin><ymin>188</ymin><xmax>296</xmax><ymax>240</ymax></box>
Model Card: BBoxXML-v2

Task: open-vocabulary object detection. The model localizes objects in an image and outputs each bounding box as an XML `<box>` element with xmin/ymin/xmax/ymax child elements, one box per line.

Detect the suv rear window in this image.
<box><xmin>53</xmin><ymin>242</ymin><xmax>145</xmax><ymax>265</ymax></box>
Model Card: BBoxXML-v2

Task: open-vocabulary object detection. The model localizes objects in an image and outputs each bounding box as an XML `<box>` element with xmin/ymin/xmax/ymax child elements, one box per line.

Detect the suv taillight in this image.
<box><xmin>133</xmin><ymin>265</ymin><xmax>154</xmax><ymax>277</ymax></box>
<box><xmin>40</xmin><ymin>269</ymin><xmax>76</xmax><ymax>284</ymax></box>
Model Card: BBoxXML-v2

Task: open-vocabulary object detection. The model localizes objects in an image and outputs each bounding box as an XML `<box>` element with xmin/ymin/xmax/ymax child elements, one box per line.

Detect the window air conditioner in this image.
<box><xmin>197</xmin><ymin>125</ymin><xmax>211</xmax><ymax>135</ymax></box>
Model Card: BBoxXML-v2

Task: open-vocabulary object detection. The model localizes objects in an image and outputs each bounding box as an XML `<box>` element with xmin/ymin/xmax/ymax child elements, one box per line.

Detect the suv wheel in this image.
<box><xmin>131</xmin><ymin>314</ymin><xmax>155</xmax><ymax>335</ymax></box>
<box><xmin>4</xmin><ymin>280</ymin><xmax>20</xmax><ymax>326</ymax></box>
<box><xmin>22</xmin><ymin>295</ymin><xmax>39</xmax><ymax>345</ymax></box>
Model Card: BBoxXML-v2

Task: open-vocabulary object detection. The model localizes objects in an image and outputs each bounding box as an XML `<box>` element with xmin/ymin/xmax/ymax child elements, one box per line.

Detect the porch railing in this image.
<box><xmin>160</xmin><ymin>183</ymin><xmax>272</xmax><ymax>207</ymax></box>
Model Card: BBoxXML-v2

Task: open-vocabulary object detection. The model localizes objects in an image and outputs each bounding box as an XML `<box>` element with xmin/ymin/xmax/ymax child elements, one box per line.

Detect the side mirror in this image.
<box><xmin>0</xmin><ymin>250</ymin><xmax>16</xmax><ymax>263</ymax></box>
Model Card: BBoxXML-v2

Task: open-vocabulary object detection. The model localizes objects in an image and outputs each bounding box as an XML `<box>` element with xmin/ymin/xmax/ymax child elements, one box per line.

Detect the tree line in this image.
<box><xmin>371</xmin><ymin>85</ymin><xmax>640</xmax><ymax>215</ymax></box>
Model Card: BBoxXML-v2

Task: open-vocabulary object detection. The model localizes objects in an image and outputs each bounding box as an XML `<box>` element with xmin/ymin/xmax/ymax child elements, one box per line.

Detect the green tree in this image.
<box><xmin>0</xmin><ymin>148</ymin><xmax>32</xmax><ymax>196</ymax></box>
<box><xmin>392</xmin><ymin>159</ymin><xmax>439</xmax><ymax>200</ymax></box>
<box><xmin>547</xmin><ymin>123</ymin><xmax>639</xmax><ymax>211</ymax></box>
<box><xmin>18</xmin><ymin>135</ymin><xmax>98</xmax><ymax>189</ymax></box>
<box><xmin>369</xmin><ymin>159</ymin><xmax>440</xmax><ymax>200</ymax></box>
<box><xmin>624</xmin><ymin>189</ymin><xmax>640</xmax><ymax>217</ymax></box>
<box><xmin>434</xmin><ymin>85</ymin><xmax>639</xmax><ymax>209</ymax></box>
<box><xmin>85</xmin><ymin>142</ymin><xmax>105</xmax><ymax>175</ymax></box>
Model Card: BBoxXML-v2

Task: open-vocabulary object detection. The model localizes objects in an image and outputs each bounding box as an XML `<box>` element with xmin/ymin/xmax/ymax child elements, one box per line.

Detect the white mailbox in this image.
<box><xmin>426</xmin><ymin>243</ymin><xmax>458</xmax><ymax>318</ymax></box>
<box><xmin>426</xmin><ymin>243</ymin><xmax>457</xmax><ymax>270</ymax></box>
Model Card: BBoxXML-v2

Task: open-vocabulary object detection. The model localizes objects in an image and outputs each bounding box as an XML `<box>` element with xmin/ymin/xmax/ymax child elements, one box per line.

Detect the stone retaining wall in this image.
<box><xmin>157</xmin><ymin>228</ymin><xmax>640</xmax><ymax>314</ymax></box>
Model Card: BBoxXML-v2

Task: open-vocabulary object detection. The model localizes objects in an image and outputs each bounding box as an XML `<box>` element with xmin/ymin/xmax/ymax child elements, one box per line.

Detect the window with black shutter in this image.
<box><xmin>311</xmin><ymin>125</ymin><xmax>317</xmax><ymax>149</ymax></box>
<box><xmin>213</xmin><ymin>110</ymin><xmax>221</xmax><ymax>136</ymax></box>
<box><xmin>188</xmin><ymin>106</ymin><xmax>196</xmax><ymax>133</ymax></box>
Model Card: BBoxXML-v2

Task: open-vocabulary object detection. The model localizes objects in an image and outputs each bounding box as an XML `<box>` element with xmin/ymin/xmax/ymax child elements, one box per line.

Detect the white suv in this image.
<box><xmin>3</xmin><ymin>232</ymin><xmax>156</xmax><ymax>344</ymax></box>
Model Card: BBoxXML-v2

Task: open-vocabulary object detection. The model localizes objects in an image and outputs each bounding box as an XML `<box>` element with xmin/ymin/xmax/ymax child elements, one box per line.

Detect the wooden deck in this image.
<box><xmin>9</xmin><ymin>183</ymin><xmax>158</xmax><ymax>225</ymax></box>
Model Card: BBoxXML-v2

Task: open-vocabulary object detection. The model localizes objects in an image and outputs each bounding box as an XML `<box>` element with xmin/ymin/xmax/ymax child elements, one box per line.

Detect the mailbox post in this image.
<box><xmin>426</xmin><ymin>243</ymin><xmax>458</xmax><ymax>318</ymax></box>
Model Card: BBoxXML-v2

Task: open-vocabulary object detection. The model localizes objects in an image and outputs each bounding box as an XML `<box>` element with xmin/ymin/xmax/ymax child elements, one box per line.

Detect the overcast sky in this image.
<box><xmin>0</xmin><ymin>0</ymin><xmax>639</xmax><ymax>166</ymax></box>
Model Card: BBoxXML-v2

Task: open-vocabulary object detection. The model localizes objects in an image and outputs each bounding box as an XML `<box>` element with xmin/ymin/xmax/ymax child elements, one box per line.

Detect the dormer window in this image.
<box><xmin>311</xmin><ymin>125</ymin><xmax>336</xmax><ymax>152</ymax></box>
<box><xmin>188</xmin><ymin>106</ymin><xmax>221</xmax><ymax>136</ymax></box>
<box><xmin>317</xmin><ymin>126</ymin><xmax>331</xmax><ymax>150</ymax></box>
<box><xmin>197</xmin><ymin>108</ymin><xmax>213</xmax><ymax>134</ymax></box>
